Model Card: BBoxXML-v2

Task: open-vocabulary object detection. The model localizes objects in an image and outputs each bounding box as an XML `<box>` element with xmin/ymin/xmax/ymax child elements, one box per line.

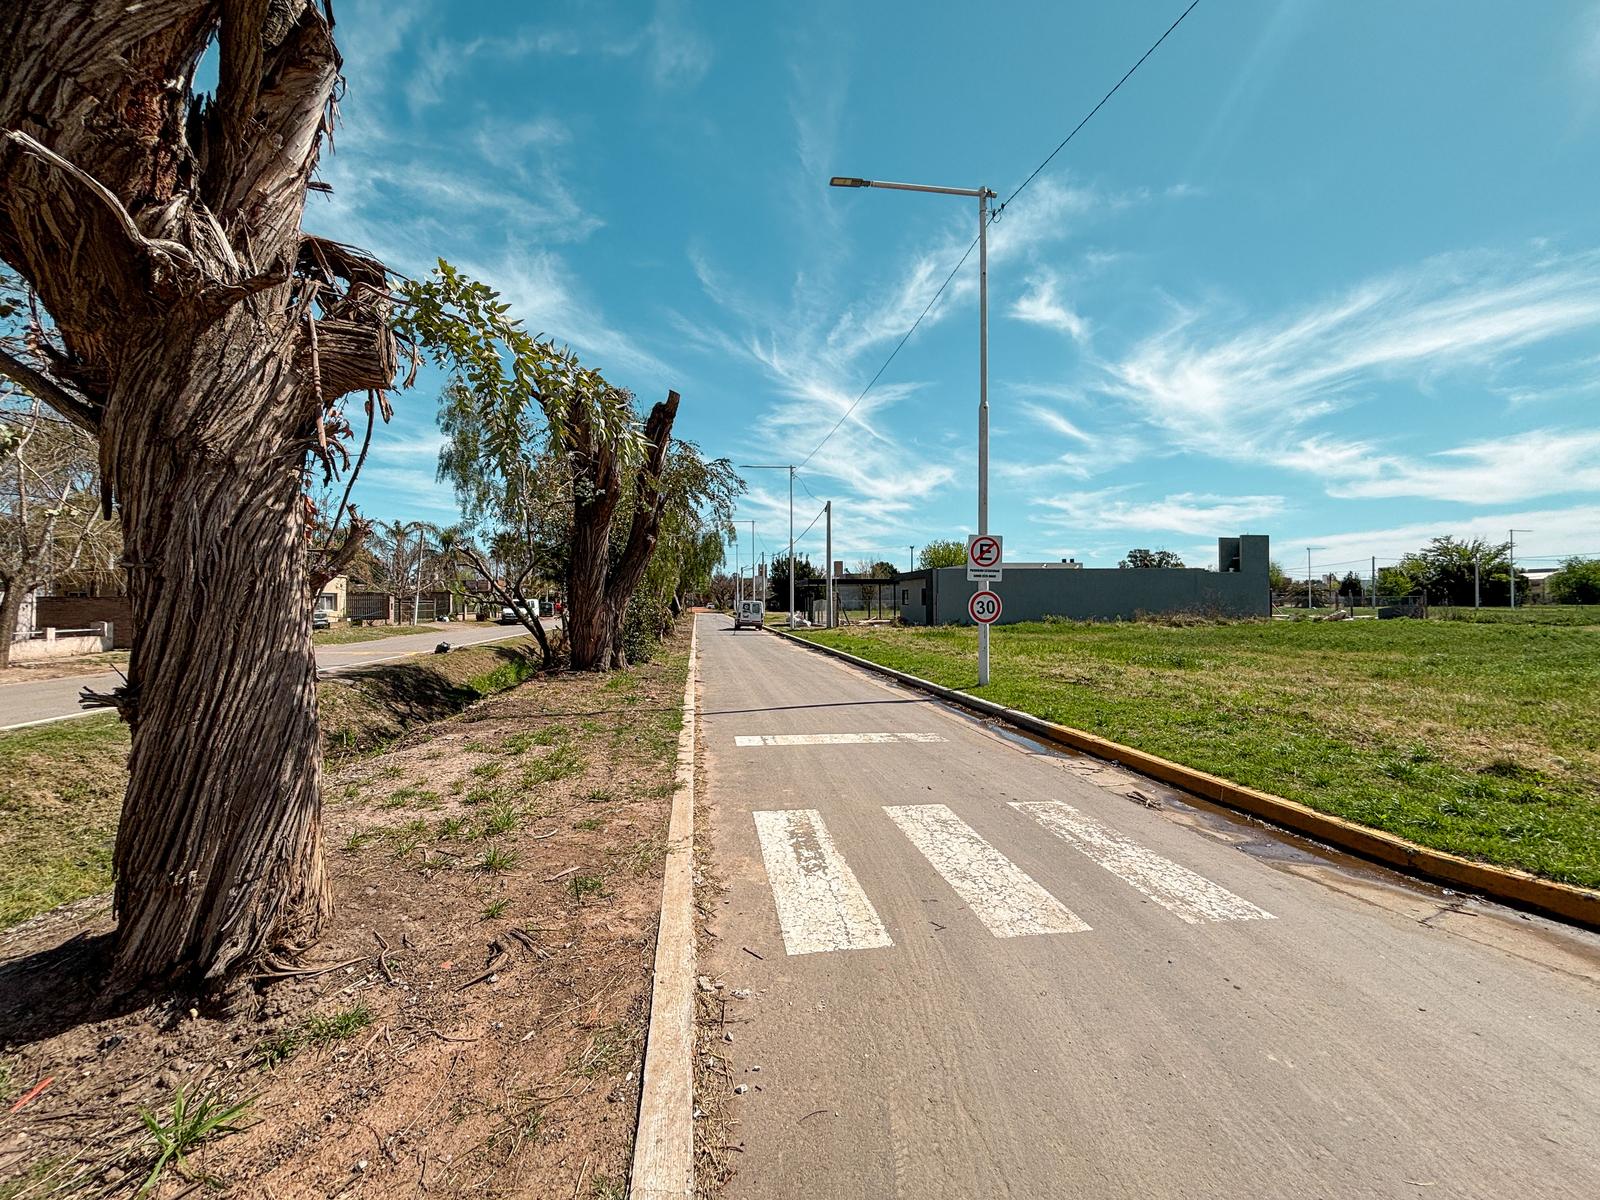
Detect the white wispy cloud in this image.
<box><xmin>606</xmin><ymin>0</ymin><xmax>713</xmax><ymax>88</ymax></box>
<box><xmin>1011</xmin><ymin>270</ymin><xmax>1090</xmax><ymax>343</ymax></box>
<box><xmin>1280</xmin><ymin>504</ymin><xmax>1600</xmax><ymax>565</ymax></box>
<box><xmin>1032</xmin><ymin>488</ymin><xmax>1286</xmax><ymax>535</ymax></box>
<box><xmin>1095</xmin><ymin>247</ymin><xmax>1600</xmax><ymax>501</ymax></box>
<box><xmin>1296</xmin><ymin>428</ymin><xmax>1600</xmax><ymax>504</ymax></box>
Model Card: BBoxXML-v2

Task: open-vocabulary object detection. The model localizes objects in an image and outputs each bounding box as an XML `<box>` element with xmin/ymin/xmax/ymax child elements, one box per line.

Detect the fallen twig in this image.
<box><xmin>8</xmin><ymin>1076</ymin><xmax>52</xmax><ymax>1113</ymax></box>
<box><xmin>542</xmin><ymin>866</ymin><xmax>586</xmax><ymax>882</ymax></box>
<box><xmin>741</xmin><ymin>946</ymin><xmax>764</xmax><ymax>961</ymax></box>
<box><xmin>253</xmin><ymin>955</ymin><xmax>365</xmax><ymax>982</ymax></box>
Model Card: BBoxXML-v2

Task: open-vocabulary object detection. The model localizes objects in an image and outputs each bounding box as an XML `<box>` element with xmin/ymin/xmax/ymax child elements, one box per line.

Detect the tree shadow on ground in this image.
<box><xmin>0</xmin><ymin>931</ymin><xmax>146</xmax><ymax>1046</ymax></box>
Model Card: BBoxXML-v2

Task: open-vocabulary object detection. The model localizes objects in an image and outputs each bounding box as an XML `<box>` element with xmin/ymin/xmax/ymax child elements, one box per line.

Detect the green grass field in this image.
<box><xmin>796</xmin><ymin>618</ymin><xmax>1600</xmax><ymax>888</ymax></box>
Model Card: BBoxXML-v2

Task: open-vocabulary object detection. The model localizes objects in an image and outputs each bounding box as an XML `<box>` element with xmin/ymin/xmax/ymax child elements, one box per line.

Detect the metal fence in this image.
<box><xmin>1270</xmin><ymin>593</ymin><xmax>1428</xmax><ymax>619</ymax></box>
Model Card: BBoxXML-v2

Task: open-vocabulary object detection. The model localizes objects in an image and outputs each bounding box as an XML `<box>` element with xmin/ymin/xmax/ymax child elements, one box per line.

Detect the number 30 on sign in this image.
<box><xmin>969</xmin><ymin>590</ymin><xmax>1002</xmax><ymax>625</ymax></box>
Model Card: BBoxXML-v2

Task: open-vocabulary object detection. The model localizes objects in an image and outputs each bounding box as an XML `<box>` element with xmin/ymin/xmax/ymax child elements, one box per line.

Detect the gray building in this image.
<box><xmin>897</xmin><ymin>536</ymin><xmax>1271</xmax><ymax>625</ymax></box>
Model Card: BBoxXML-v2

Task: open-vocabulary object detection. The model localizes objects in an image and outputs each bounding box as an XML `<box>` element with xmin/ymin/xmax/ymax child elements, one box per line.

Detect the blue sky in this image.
<box><xmin>309</xmin><ymin>0</ymin><xmax>1600</xmax><ymax>578</ymax></box>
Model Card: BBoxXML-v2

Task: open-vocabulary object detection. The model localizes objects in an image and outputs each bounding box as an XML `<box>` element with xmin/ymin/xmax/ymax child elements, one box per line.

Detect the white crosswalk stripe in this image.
<box><xmin>1014</xmin><ymin>800</ymin><xmax>1273</xmax><ymax>924</ymax></box>
<box><xmin>735</xmin><ymin>732</ymin><xmax>945</xmax><ymax>747</ymax></box>
<box><xmin>884</xmin><ymin>804</ymin><xmax>1091</xmax><ymax>937</ymax></box>
<box><xmin>752</xmin><ymin>809</ymin><xmax>893</xmax><ymax>955</ymax></box>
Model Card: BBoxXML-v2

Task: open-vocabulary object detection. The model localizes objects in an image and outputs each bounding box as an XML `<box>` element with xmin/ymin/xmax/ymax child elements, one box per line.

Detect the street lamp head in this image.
<box><xmin>829</xmin><ymin>176</ymin><xmax>869</xmax><ymax>188</ymax></box>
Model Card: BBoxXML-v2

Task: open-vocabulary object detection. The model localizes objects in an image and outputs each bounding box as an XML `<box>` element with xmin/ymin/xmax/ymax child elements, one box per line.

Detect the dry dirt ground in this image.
<box><xmin>0</xmin><ymin>622</ymin><xmax>690</xmax><ymax>1199</ymax></box>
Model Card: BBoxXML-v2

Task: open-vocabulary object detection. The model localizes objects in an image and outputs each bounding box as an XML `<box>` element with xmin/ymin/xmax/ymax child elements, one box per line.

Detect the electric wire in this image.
<box><xmin>992</xmin><ymin>0</ymin><xmax>1203</xmax><ymax>220</ymax></box>
<box><xmin>798</xmin><ymin>0</ymin><xmax>1204</xmax><ymax>472</ymax></box>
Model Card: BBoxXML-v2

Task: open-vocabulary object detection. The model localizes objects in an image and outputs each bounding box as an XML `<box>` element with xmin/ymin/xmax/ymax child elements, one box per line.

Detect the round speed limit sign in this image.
<box><xmin>969</xmin><ymin>590</ymin><xmax>1002</xmax><ymax>625</ymax></box>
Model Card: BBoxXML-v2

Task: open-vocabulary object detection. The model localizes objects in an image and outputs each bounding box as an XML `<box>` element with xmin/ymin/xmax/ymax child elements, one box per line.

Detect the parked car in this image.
<box><xmin>312</xmin><ymin>609</ymin><xmax>331</xmax><ymax>631</ymax></box>
<box><xmin>498</xmin><ymin>603</ymin><xmax>535</xmax><ymax>625</ymax></box>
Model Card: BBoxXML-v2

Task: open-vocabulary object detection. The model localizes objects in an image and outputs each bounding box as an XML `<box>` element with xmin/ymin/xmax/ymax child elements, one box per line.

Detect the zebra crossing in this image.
<box><xmin>751</xmin><ymin>800</ymin><xmax>1274</xmax><ymax>956</ymax></box>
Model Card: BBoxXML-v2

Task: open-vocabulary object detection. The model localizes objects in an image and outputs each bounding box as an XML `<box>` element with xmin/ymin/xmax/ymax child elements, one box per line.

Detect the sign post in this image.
<box><xmin>966</xmin><ymin>534</ymin><xmax>1003</xmax><ymax>685</ymax></box>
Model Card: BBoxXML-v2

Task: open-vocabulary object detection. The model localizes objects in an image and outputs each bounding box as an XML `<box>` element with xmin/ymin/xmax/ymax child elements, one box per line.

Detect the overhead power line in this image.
<box><xmin>799</xmin><ymin>236</ymin><xmax>981</xmax><ymax>469</ymax></box>
<box><xmin>992</xmin><ymin>0</ymin><xmax>1203</xmax><ymax>220</ymax></box>
<box><xmin>799</xmin><ymin>0</ymin><xmax>1204</xmax><ymax>471</ymax></box>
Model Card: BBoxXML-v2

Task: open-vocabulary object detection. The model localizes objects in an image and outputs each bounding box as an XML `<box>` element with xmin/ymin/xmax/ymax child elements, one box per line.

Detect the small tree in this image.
<box><xmin>919</xmin><ymin>539</ymin><xmax>968</xmax><ymax>569</ymax></box>
<box><xmin>0</xmin><ymin>394</ymin><xmax>118</xmax><ymax>665</ymax></box>
<box><xmin>1548</xmin><ymin>557</ymin><xmax>1600</xmax><ymax>604</ymax></box>
<box><xmin>1120</xmin><ymin>548</ymin><xmax>1185</xmax><ymax>569</ymax></box>
<box><xmin>1338</xmin><ymin>571</ymin><xmax>1364</xmax><ymax>599</ymax></box>
<box><xmin>403</xmin><ymin>263</ymin><xmax>718</xmax><ymax>669</ymax></box>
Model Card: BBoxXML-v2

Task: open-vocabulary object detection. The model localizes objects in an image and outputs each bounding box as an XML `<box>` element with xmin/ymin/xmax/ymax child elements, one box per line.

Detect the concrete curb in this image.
<box><xmin>629</xmin><ymin>617</ymin><xmax>700</xmax><ymax>1200</ymax></box>
<box><xmin>776</xmin><ymin>628</ymin><xmax>1600</xmax><ymax>932</ymax></box>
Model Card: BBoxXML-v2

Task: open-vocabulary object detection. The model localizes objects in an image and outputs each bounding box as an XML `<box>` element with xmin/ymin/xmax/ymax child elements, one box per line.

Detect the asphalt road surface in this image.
<box><xmin>0</xmin><ymin>622</ymin><xmax>541</xmax><ymax>731</ymax></box>
<box><xmin>697</xmin><ymin>613</ymin><xmax>1600</xmax><ymax>1200</ymax></box>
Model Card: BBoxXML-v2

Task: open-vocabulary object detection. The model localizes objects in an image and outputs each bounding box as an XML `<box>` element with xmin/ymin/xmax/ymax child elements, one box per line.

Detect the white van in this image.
<box><xmin>734</xmin><ymin>598</ymin><xmax>765</xmax><ymax>630</ymax></box>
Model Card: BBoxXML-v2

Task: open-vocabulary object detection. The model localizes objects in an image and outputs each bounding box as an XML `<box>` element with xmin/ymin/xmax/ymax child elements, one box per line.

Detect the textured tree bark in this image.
<box><xmin>104</xmin><ymin>313</ymin><xmax>330</xmax><ymax>989</ymax></box>
<box><xmin>564</xmin><ymin>392</ymin><xmax>680</xmax><ymax>671</ymax></box>
<box><xmin>0</xmin><ymin>1</ymin><xmax>395</xmax><ymax>991</ymax></box>
<box><xmin>0</xmin><ymin>575</ymin><xmax>23</xmax><ymax>669</ymax></box>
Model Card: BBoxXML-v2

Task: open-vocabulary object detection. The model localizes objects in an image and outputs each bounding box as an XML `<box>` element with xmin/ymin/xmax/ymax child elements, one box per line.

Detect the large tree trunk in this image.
<box><xmin>0</xmin><ymin>574</ymin><xmax>24</xmax><ymax>669</ymax></box>
<box><xmin>104</xmin><ymin>314</ymin><xmax>329</xmax><ymax>990</ymax></box>
<box><xmin>0</xmin><ymin>1</ymin><xmax>395</xmax><ymax>991</ymax></box>
<box><xmin>564</xmin><ymin>391</ymin><xmax>679</xmax><ymax>671</ymax></box>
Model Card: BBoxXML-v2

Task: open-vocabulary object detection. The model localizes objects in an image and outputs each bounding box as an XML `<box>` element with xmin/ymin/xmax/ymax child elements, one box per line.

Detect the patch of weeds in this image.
<box><xmin>523</xmin><ymin>743</ymin><xmax>584</xmax><ymax>786</ymax></box>
<box><xmin>584</xmin><ymin>787</ymin><xmax>613</xmax><ymax>804</ymax></box>
<box><xmin>591</xmin><ymin>1176</ymin><xmax>626</xmax><ymax>1200</ymax></box>
<box><xmin>628</xmin><ymin>838</ymin><xmax>666</xmax><ymax>876</ymax></box>
<box><xmin>304</xmin><ymin>1002</ymin><xmax>374</xmax><ymax>1047</ymax></box>
<box><xmin>477</xmin><ymin>844</ymin><xmax>519</xmax><ymax>873</ymax></box>
<box><xmin>448</xmin><ymin>778</ymin><xmax>466</xmax><ymax>796</ymax></box>
<box><xmin>436</xmin><ymin>815</ymin><xmax>468</xmax><ymax>840</ymax></box>
<box><xmin>464</xmin><ymin>785</ymin><xmax>498</xmax><ymax>806</ymax></box>
<box><xmin>463</xmin><ymin>740</ymin><xmax>494</xmax><ymax>753</ymax></box>
<box><xmin>342</xmin><ymin>830</ymin><xmax>375</xmax><ymax>854</ymax></box>
<box><xmin>500</xmin><ymin>728</ymin><xmax>564</xmax><ymax>754</ymax></box>
<box><xmin>569</xmin><ymin>873</ymin><xmax>607</xmax><ymax>902</ymax></box>
<box><xmin>471</xmin><ymin>761</ymin><xmax>505</xmax><ymax>781</ymax></box>
<box><xmin>480</xmin><ymin>801</ymin><xmax>521</xmax><ymax>837</ymax></box>
<box><xmin>138</xmin><ymin>1087</ymin><xmax>255</xmax><ymax>1195</ymax></box>
<box><xmin>341</xmin><ymin>783</ymin><xmax>362</xmax><ymax>802</ymax></box>
<box><xmin>1481</xmin><ymin>755</ymin><xmax>1538</xmax><ymax>781</ymax></box>
<box><xmin>257</xmin><ymin>1030</ymin><xmax>300</xmax><ymax>1069</ymax></box>
<box><xmin>573</xmin><ymin>816</ymin><xmax>605</xmax><ymax>832</ymax></box>
<box><xmin>481</xmin><ymin>898</ymin><xmax>510</xmax><ymax>920</ymax></box>
<box><xmin>578</xmin><ymin>1020</ymin><xmax>633</xmax><ymax>1078</ymax></box>
<box><xmin>0</xmin><ymin>1057</ymin><xmax>12</xmax><ymax>1102</ymax></box>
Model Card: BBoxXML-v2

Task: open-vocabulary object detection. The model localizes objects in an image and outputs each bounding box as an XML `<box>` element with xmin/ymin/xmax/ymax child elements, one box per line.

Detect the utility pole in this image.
<box><xmin>909</xmin><ymin>545</ymin><xmax>915</xmax><ymax>571</ymax></box>
<box><xmin>740</xmin><ymin>464</ymin><xmax>797</xmax><ymax>626</ymax></box>
<box><xmin>1509</xmin><ymin>528</ymin><xmax>1531</xmax><ymax>608</ymax></box>
<box><xmin>1306</xmin><ymin>545</ymin><xmax>1325</xmax><ymax>612</ymax></box>
<box><xmin>832</xmin><ymin>174</ymin><xmax>996</xmax><ymax>682</ymax></box>
<box><xmin>1474</xmin><ymin>555</ymin><xmax>1481</xmax><ymax>608</ymax></box>
<box><xmin>1370</xmin><ymin>555</ymin><xmax>1377</xmax><ymax>612</ymax></box>
<box><xmin>825</xmin><ymin>501</ymin><xmax>834</xmax><ymax>628</ymax></box>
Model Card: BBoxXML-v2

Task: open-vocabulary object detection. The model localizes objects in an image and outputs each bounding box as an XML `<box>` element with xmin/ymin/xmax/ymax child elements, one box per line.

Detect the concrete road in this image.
<box><xmin>0</xmin><ymin>622</ymin><xmax>543</xmax><ymax>731</ymax></box>
<box><xmin>697</xmin><ymin>613</ymin><xmax>1600</xmax><ymax>1200</ymax></box>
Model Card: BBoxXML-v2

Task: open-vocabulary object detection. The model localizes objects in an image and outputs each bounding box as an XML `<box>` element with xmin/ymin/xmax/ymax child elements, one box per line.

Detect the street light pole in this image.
<box><xmin>1306</xmin><ymin>546</ymin><xmax>1325</xmax><ymax>612</ymax></box>
<box><xmin>1509</xmin><ymin>528</ymin><xmax>1531</xmax><ymax>609</ymax></box>
<box><xmin>832</xmin><ymin>174</ymin><xmax>996</xmax><ymax>680</ymax></box>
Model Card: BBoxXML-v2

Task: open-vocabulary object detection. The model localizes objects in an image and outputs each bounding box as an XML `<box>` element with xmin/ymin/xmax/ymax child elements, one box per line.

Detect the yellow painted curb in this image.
<box><xmin>777</xmin><ymin>629</ymin><xmax>1600</xmax><ymax>931</ymax></box>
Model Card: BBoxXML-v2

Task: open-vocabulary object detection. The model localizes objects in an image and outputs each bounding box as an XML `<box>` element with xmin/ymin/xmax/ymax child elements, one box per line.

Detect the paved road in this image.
<box><xmin>697</xmin><ymin>613</ymin><xmax>1600</xmax><ymax>1200</ymax></box>
<box><xmin>0</xmin><ymin>622</ymin><xmax>541</xmax><ymax>731</ymax></box>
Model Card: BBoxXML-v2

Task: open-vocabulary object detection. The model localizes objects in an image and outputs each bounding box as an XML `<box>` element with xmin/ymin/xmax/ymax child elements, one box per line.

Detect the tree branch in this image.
<box><xmin>0</xmin><ymin>345</ymin><xmax>101</xmax><ymax>433</ymax></box>
<box><xmin>1</xmin><ymin>130</ymin><xmax>198</xmax><ymax>310</ymax></box>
